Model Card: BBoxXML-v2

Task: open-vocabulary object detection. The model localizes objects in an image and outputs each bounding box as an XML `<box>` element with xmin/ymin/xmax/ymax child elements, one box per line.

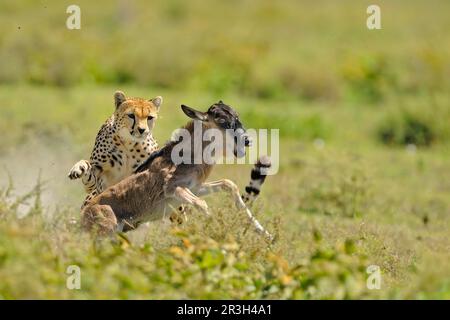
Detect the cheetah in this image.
<box><xmin>68</xmin><ymin>91</ymin><xmax>162</xmax><ymax>207</ymax></box>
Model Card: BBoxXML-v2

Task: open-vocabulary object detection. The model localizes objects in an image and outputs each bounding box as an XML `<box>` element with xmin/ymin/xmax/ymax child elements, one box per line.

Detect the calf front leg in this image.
<box><xmin>196</xmin><ymin>179</ymin><xmax>274</xmax><ymax>242</ymax></box>
<box><xmin>173</xmin><ymin>186</ymin><xmax>211</xmax><ymax>217</ymax></box>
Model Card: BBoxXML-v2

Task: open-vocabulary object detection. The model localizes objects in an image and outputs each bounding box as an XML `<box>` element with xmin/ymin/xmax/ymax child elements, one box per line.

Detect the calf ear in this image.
<box><xmin>151</xmin><ymin>96</ymin><xmax>163</xmax><ymax>109</ymax></box>
<box><xmin>181</xmin><ymin>105</ymin><xmax>208</xmax><ymax>121</ymax></box>
<box><xmin>114</xmin><ymin>91</ymin><xmax>126</xmax><ymax>109</ymax></box>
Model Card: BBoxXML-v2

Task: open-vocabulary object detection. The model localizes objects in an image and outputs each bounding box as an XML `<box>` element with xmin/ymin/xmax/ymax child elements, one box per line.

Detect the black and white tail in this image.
<box><xmin>242</xmin><ymin>156</ymin><xmax>271</xmax><ymax>203</ymax></box>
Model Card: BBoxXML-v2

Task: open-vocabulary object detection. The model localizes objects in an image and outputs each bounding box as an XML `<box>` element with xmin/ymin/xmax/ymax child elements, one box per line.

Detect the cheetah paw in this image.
<box><xmin>68</xmin><ymin>160</ymin><xmax>91</xmax><ymax>179</ymax></box>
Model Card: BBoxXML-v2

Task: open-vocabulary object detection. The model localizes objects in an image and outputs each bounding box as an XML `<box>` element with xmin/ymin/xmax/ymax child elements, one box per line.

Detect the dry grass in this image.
<box><xmin>0</xmin><ymin>0</ymin><xmax>449</xmax><ymax>299</ymax></box>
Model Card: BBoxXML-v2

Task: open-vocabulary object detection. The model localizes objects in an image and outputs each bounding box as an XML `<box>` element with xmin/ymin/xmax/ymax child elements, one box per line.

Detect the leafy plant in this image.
<box><xmin>378</xmin><ymin>115</ymin><xmax>434</xmax><ymax>147</ymax></box>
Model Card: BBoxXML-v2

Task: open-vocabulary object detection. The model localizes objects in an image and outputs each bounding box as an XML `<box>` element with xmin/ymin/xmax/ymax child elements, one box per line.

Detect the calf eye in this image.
<box><xmin>127</xmin><ymin>114</ymin><xmax>135</xmax><ymax>119</ymax></box>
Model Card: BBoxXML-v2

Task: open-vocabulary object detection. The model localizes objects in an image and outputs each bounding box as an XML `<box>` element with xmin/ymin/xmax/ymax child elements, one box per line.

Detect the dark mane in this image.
<box><xmin>134</xmin><ymin>103</ymin><xmax>235</xmax><ymax>174</ymax></box>
<box><xmin>208</xmin><ymin>101</ymin><xmax>238</xmax><ymax>118</ymax></box>
<box><xmin>134</xmin><ymin>147</ymin><xmax>165</xmax><ymax>173</ymax></box>
<box><xmin>133</xmin><ymin>123</ymin><xmax>193</xmax><ymax>173</ymax></box>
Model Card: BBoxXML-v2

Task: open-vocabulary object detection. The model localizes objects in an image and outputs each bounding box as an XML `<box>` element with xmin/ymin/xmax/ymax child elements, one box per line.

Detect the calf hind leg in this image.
<box><xmin>197</xmin><ymin>179</ymin><xmax>274</xmax><ymax>242</ymax></box>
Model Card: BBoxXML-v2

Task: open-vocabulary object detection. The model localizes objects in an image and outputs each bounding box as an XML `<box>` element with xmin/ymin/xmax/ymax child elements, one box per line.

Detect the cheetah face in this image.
<box><xmin>113</xmin><ymin>91</ymin><xmax>162</xmax><ymax>142</ymax></box>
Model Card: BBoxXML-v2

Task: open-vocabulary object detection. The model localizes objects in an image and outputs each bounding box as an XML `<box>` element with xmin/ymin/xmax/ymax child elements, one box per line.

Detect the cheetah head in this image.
<box><xmin>113</xmin><ymin>91</ymin><xmax>162</xmax><ymax>142</ymax></box>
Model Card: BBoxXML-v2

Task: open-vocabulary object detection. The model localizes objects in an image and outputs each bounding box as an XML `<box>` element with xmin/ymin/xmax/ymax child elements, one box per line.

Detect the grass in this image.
<box><xmin>0</xmin><ymin>0</ymin><xmax>449</xmax><ymax>299</ymax></box>
<box><xmin>1</xmin><ymin>1</ymin><xmax>449</xmax><ymax>96</ymax></box>
<box><xmin>0</xmin><ymin>85</ymin><xmax>449</xmax><ymax>299</ymax></box>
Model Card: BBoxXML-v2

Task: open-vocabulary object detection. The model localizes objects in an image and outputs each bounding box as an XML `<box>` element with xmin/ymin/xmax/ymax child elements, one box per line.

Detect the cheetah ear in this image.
<box><xmin>114</xmin><ymin>91</ymin><xmax>126</xmax><ymax>109</ymax></box>
<box><xmin>150</xmin><ymin>96</ymin><xmax>163</xmax><ymax>109</ymax></box>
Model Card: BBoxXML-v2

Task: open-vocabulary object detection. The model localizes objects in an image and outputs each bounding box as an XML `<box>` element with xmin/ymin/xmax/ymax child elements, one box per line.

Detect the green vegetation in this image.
<box><xmin>0</xmin><ymin>0</ymin><xmax>449</xmax><ymax>299</ymax></box>
<box><xmin>1</xmin><ymin>1</ymin><xmax>449</xmax><ymax>100</ymax></box>
<box><xmin>0</xmin><ymin>186</ymin><xmax>371</xmax><ymax>299</ymax></box>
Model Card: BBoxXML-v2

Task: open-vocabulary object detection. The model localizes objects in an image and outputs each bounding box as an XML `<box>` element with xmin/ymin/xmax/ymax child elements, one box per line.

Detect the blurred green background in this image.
<box><xmin>0</xmin><ymin>0</ymin><xmax>449</xmax><ymax>299</ymax></box>
<box><xmin>1</xmin><ymin>0</ymin><xmax>449</xmax><ymax>94</ymax></box>
<box><xmin>1</xmin><ymin>0</ymin><xmax>449</xmax><ymax>150</ymax></box>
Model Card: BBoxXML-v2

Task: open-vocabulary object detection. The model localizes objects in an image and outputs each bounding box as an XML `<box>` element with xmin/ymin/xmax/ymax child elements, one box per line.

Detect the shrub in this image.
<box><xmin>0</xmin><ymin>181</ymin><xmax>371</xmax><ymax>299</ymax></box>
<box><xmin>378</xmin><ymin>114</ymin><xmax>435</xmax><ymax>147</ymax></box>
<box><xmin>377</xmin><ymin>93</ymin><xmax>450</xmax><ymax>147</ymax></box>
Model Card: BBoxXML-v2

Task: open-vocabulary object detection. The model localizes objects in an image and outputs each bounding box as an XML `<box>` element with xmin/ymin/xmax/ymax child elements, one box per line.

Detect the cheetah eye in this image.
<box><xmin>147</xmin><ymin>116</ymin><xmax>154</xmax><ymax>121</ymax></box>
<box><xmin>127</xmin><ymin>114</ymin><xmax>135</xmax><ymax>119</ymax></box>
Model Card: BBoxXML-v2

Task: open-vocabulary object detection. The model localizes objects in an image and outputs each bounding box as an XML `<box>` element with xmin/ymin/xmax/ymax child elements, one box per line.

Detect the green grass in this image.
<box><xmin>1</xmin><ymin>1</ymin><xmax>449</xmax><ymax>97</ymax></box>
<box><xmin>0</xmin><ymin>0</ymin><xmax>449</xmax><ymax>299</ymax></box>
<box><xmin>0</xmin><ymin>85</ymin><xmax>449</xmax><ymax>299</ymax></box>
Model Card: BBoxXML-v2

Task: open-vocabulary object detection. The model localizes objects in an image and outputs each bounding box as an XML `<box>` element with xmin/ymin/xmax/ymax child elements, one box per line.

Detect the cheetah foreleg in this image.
<box><xmin>68</xmin><ymin>159</ymin><xmax>91</xmax><ymax>180</ymax></box>
<box><xmin>68</xmin><ymin>159</ymin><xmax>102</xmax><ymax>195</ymax></box>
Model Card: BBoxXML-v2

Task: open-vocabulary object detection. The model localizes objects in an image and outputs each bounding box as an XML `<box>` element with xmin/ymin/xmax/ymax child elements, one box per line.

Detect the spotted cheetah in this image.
<box><xmin>68</xmin><ymin>91</ymin><xmax>162</xmax><ymax>207</ymax></box>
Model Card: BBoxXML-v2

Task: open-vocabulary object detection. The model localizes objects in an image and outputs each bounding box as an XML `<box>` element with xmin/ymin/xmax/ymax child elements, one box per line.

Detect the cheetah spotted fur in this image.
<box><xmin>68</xmin><ymin>91</ymin><xmax>161</xmax><ymax>208</ymax></box>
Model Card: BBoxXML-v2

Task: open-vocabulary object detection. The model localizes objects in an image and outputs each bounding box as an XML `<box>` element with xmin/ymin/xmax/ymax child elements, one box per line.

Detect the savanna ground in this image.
<box><xmin>0</xmin><ymin>0</ymin><xmax>449</xmax><ymax>299</ymax></box>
